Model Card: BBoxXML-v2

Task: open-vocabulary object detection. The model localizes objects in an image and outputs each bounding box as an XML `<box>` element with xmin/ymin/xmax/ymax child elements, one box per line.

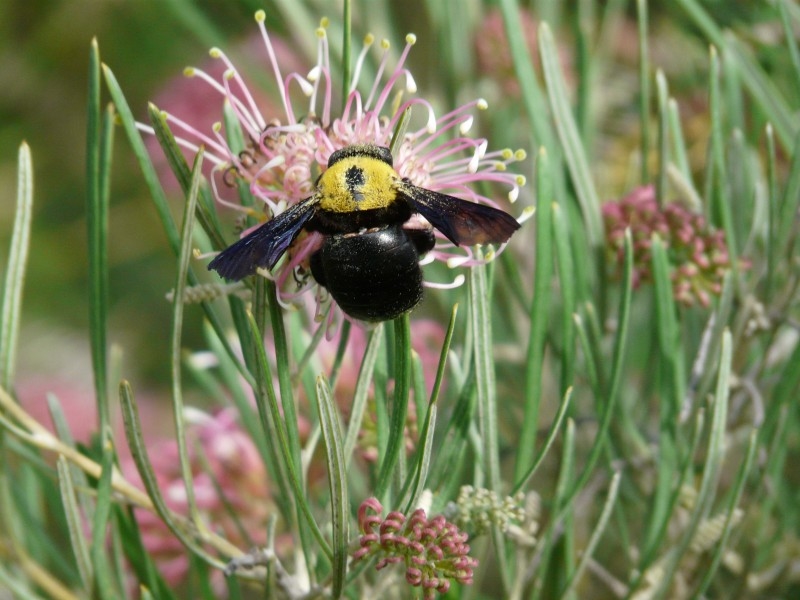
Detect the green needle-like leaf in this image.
<box><xmin>56</xmin><ymin>457</ymin><xmax>91</xmax><ymax>592</ymax></box>
<box><xmin>315</xmin><ymin>375</ymin><xmax>348</xmax><ymax>598</ymax></box>
<box><xmin>0</xmin><ymin>143</ymin><xmax>33</xmax><ymax>391</ymax></box>
<box><xmin>86</xmin><ymin>39</ymin><xmax>111</xmax><ymax>429</ymax></box>
<box><xmin>540</xmin><ymin>22</ymin><xmax>603</xmax><ymax>245</ymax></box>
<box><xmin>516</xmin><ymin>148</ymin><xmax>554</xmax><ymax>481</ymax></box>
<box><xmin>375</xmin><ymin>315</ymin><xmax>411</xmax><ymax>500</ymax></box>
<box><xmin>90</xmin><ymin>436</ymin><xmax>118</xmax><ymax>599</ymax></box>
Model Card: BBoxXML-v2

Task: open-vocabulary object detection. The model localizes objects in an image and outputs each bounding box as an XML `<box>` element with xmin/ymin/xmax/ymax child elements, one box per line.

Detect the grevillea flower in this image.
<box><xmin>353</xmin><ymin>497</ymin><xmax>478</xmax><ymax>598</ymax></box>
<box><xmin>142</xmin><ymin>11</ymin><xmax>526</xmax><ymax>328</ymax></box>
<box><xmin>122</xmin><ymin>408</ymin><xmax>270</xmax><ymax>588</ymax></box>
<box><xmin>603</xmin><ymin>185</ymin><xmax>735</xmax><ymax>307</ymax></box>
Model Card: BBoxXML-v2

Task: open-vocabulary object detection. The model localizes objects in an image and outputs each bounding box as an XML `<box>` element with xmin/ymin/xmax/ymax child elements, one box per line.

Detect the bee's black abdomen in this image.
<box><xmin>310</xmin><ymin>224</ymin><xmax>424</xmax><ymax>322</ymax></box>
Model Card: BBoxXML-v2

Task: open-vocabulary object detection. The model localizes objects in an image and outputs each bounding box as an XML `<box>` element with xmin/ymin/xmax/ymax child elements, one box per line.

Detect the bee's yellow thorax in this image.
<box><xmin>316</xmin><ymin>154</ymin><xmax>399</xmax><ymax>213</ymax></box>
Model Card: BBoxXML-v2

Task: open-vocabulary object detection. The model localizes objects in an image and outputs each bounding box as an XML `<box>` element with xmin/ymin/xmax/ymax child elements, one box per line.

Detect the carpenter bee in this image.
<box><xmin>208</xmin><ymin>144</ymin><xmax>520</xmax><ymax>322</ymax></box>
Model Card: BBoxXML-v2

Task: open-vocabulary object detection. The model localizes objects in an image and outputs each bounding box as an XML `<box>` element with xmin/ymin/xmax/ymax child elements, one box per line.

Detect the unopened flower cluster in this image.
<box><xmin>146</xmin><ymin>10</ymin><xmax>525</xmax><ymax>327</ymax></box>
<box><xmin>449</xmin><ymin>485</ymin><xmax>527</xmax><ymax>535</ymax></box>
<box><xmin>603</xmin><ymin>185</ymin><xmax>733</xmax><ymax>307</ymax></box>
<box><xmin>353</xmin><ymin>497</ymin><xmax>478</xmax><ymax>598</ymax></box>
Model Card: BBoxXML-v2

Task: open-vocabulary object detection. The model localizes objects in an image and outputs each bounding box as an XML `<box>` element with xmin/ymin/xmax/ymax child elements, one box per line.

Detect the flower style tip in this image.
<box><xmin>152</xmin><ymin>14</ymin><xmax>525</xmax><ymax>326</ymax></box>
<box><xmin>354</xmin><ymin>497</ymin><xmax>478</xmax><ymax>598</ymax></box>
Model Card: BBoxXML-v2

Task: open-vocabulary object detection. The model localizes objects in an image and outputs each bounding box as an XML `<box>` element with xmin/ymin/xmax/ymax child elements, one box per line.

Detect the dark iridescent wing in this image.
<box><xmin>208</xmin><ymin>197</ymin><xmax>318</xmax><ymax>280</ymax></box>
<box><xmin>400</xmin><ymin>182</ymin><xmax>520</xmax><ymax>246</ymax></box>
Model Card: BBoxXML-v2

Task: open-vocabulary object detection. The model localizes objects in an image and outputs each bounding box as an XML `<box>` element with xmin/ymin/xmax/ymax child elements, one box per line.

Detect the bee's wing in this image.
<box><xmin>400</xmin><ymin>182</ymin><xmax>520</xmax><ymax>246</ymax></box>
<box><xmin>208</xmin><ymin>196</ymin><xmax>318</xmax><ymax>281</ymax></box>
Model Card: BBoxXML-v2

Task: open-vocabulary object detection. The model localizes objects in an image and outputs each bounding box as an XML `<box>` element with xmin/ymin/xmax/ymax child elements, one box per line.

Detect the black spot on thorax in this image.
<box><xmin>345</xmin><ymin>165</ymin><xmax>365</xmax><ymax>198</ymax></box>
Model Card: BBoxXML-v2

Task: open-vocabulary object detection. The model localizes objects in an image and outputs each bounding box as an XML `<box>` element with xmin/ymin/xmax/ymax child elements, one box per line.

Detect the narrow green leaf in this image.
<box><xmin>644</xmin><ymin>235</ymin><xmax>684</xmax><ymax>557</ymax></box>
<box><xmin>552</xmin><ymin>202</ymin><xmax>577</xmax><ymax>393</ymax></box>
<box><xmin>119</xmin><ymin>380</ymin><xmax>232</xmax><ymax>569</ymax></box>
<box><xmin>86</xmin><ymin>39</ymin><xmax>111</xmax><ymax>430</ymax></box>
<box><xmin>469</xmin><ymin>249</ymin><xmax>510</xmax><ymax>591</ymax></box>
<box><xmin>314</xmin><ymin>376</ymin><xmax>348</xmax><ymax>598</ymax></box>
<box><xmin>765</xmin><ymin>124</ymin><xmax>778</xmax><ymax>298</ymax></box>
<box><xmin>673</xmin><ymin>0</ymin><xmax>797</xmax><ymax>149</ymax></box>
<box><xmin>531</xmin><ymin>418</ymin><xmax>576</xmax><ymax>600</ymax></box>
<box><xmin>727</xmin><ymin>130</ymin><xmax>755</xmax><ymax>254</ymax></box>
<box><xmin>103</xmin><ymin>65</ymin><xmax>178</xmax><ymax>250</ymax></box>
<box><xmin>147</xmin><ymin>104</ymin><xmax>227</xmax><ymax>251</ymax></box>
<box><xmin>667</xmin><ymin>99</ymin><xmax>692</xmax><ymax>185</ymax></box>
<box><xmin>202</xmin><ymin>323</ymin><xmax>277</xmax><ymax>496</ymax></box>
<box><xmin>90</xmin><ymin>437</ymin><xmax>118</xmax><ymax>599</ymax></box>
<box><xmin>389</xmin><ymin>107</ymin><xmax>412</xmax><ymax>157</ymax></box>
<box><xmin>652</xmin><ymin>329</ymin><xmax>732</xmax><ymax>600</ymax></box>
<box><xmin>469</xmin><ymin>255</ymin><xmax>499</xmax><ymax>492</ymax></box>
<box><xmin>341</xmin><ymin>0</ymin><xmax>351</xmax><ymax>110</ymax></box>
<box><xmin>294</xmin><ymin>316</ymin><xmax>332</xmax><ymax>382</ymax></box>
<box><xmin>631</xmin><ymin>408</ymin><xmax>706</xmax><ymax>589</ymax></box>
<box><xmin>777</xmin><ymin>130</ymin><xmax>800</xmax><ymax>256</ymax></box>
<box><xmin>0</xmin><ymin>143</ymin><xmax>33</xmax><ymax>390</ymax></box>
<box><xmin>116</xmin><ymin>505</ymin><xmax>177</xmax><ymax>600</ymax></box>
<box><xmin>725</xmin><ymin>34</ymin><xmax>797</xmax><ymax>149</ymax></box>
<box><xmin>684</xmin><ymin>271</ymin><xmax>734</xmax><ymax>417</ymax></box>
<box><xmin>497</xmin><ymin>0</ymin><xmax>556</xmax><ymax>152</ymax></box>
<box><xmin>328</xmin><ymin>319</ymin><xmax>352</xmax><ymax>391</ymax></box>
<box><xmin>540</xmin><ymin>23</ymin><xmax>603</xmax><ymax>245</ymax></box>
<box><xmin>722</xmin><ymin>47</ymin><xmax>745</xmax><ymax>134</ymax></box>
<box><xmin>693</xmin><ymin>428</ymin><xmax>758</xmax><ymax>596</ymax></box>
<box><xmin>343</xmin><ymin>325</ymin><xmax>384</xmax><ymax>463</ymax></box>
<box><xmin>516</xmin><ymin>148</ymin><xmax>554</xmax><ymax>481</ymax></box>
<box><xmin>762</xmin><ymin>314</ymin><xmax>800</xmax><ymax>443</ymax></box>
<box><xmin>512</xmin><ymin>387</ymin><xmax>573</xmax><ymax>494</ymax></box>
<box><xmin>264</xmin><ymin>281</ymin><xmax>305</xmax><ymax>497</ymax></box>
<box><xmin>103</xmin><ymin>64</ymin><xmax>246</xmax><ymax>384</ymax></box>
<box><xmin>708</xmin><ymin>47</ymin><xmax>738</xmax><ymax>266</ymax></box>
<box><xmin>650</xmin><ymin>235</ymin><xmax>685</xmax><ymax>410</ymax></box>
<box><xmin>573</xmin><ymin>312</ymin><xmax>602</xmax><ymax>400</ymax></box>
<box><xmin>375</xmin><ymin>315</ymin><xmax>411</xmax><ymax>499</ymax></box>
<box><xmin>574</xmin><ymin>2</ymin><xmax>593</xmax><ymax>145</ymax></box>
<box><xmin>425</xmin><ymin>339</ymin><xmax>476</xmax><ymax>494</ymax></box>
<box><xmin>243</xmin><ymin>311</ymin><xmax>332</xmax><ymax>559</ymax></box>
<box><xmin>637</xmin><ymin>0</ymin><xmax>651</xmax><ymax>185</ymax></box>
<box><xmin>47</xmin><ymin>393</ymin><xmax>96</xmax><ymax>526</ymax></box>
<box><xmin>236</xmin><ymin>310</ymin><xmax>296</xmax><ymax>526</ymax></box>
<box><xmin>170</xmin><ymin>149</ymin><xmax>205</xmax><ymax>527</ymax></box>
<box><xmin>400</xmin><ymin>304</ymin><xmax>457</xmax><ymax>511</ymax></box>
<box><xmin>560</xmin><ymin>229</ymin><xmax>630</xmax><ymax>507</ymax></box>
<box><xmin>0</xmin><ymin>562</ymin><xmax>41</xmax><ymax>599</ymax></box>
<box><xmin>655</xmin><ymin>70</ymin><xmax>669</xmax><ymax>202</ymax></box>
<box><xmin>56</xmin><ymin>457</ymin><xmax>92</xmax><ymax>592</ymax></box>
<box><xmin>561</xmin><ymin>470</ymin><xmax>622</xmax><ymax>596</ymax></box>
<box><xmin>778</xmin><ymin>0</ymin><xmax>800</xmax><ymax>97</ymax></box>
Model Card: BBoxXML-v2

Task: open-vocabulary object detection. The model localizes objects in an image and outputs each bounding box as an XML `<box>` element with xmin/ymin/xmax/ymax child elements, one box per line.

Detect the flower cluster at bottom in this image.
<box><xmin>353</xmin><ymin>497</ymin><xmax>478</xmax><ymax>598</ymax></box>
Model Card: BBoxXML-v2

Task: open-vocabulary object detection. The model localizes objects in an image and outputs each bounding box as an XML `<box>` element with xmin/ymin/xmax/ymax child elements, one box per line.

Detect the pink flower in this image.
<box><xmin>141</xmin><ymin>11</ymin><xmax>525</xmax><ymax>326</ymax></box>
<box><xmin>354</xmin><ymin>497</ymin><xmax>478</xmax><ymax>599</ymax></box>
<box><xmin>603</xmin><ymin>185</ymin><xmax>737</xmax><ymax>307</ymax></box>
<box><xmin>146</xmin><ymin>32</ymin><xmax>303</xmax><ymax>194</ymax></box>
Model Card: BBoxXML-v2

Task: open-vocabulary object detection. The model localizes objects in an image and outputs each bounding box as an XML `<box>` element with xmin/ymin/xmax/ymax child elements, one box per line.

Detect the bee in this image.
<box><xmin>208</xmin><ymin>144</ymin><xmax>520</xmax><ymax>322</ymax></box>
